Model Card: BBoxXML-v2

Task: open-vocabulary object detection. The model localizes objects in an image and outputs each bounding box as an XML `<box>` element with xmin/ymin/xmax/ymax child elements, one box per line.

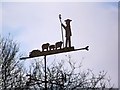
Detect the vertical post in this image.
<box><xmin>44</xmin><ymin>55</ymin><xmax>47</xmax><ymax>90</ymax></box>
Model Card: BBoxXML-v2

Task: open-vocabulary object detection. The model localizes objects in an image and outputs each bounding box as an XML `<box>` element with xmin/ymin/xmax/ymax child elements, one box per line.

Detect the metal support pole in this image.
<box><xmin>44</xmin><ymin>55</ymin><xmax>47</xmax><ymax>90</ymax></box>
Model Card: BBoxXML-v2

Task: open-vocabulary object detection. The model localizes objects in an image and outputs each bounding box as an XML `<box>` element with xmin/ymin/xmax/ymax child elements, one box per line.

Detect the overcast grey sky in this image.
<box><xmin>1</xmin><ymin>2</ymin><xmax>118</xmax><ymax>87</ymax></box>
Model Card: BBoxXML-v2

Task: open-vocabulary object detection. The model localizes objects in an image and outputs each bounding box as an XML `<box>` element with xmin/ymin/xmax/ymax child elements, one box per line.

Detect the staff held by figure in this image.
<box><xmin>59</xmin><ymin>14</ymin><xmax>72</xmax><ymax>48</ymax></box>
<box><xmin>59</xmin><ymin>14</ymin><xmax>64</xmax><ymax>48</ymax></box>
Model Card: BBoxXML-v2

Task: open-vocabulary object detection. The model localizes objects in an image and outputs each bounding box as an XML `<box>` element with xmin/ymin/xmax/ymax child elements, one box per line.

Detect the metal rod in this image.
<box><xmin>44</xmin><ymin>55</ymin><xmax>47</xmax><ymax>90</ymax></box>
<box><xmin>59</xmin><ymin>14</ymin><xmax>64</xmax><ymax>48</ymax></box>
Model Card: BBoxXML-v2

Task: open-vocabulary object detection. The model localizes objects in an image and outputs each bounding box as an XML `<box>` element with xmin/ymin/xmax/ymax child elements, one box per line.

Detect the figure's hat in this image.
<box><xmin>65</xmin><ymin>19</ymin><xmax>72</xmax><ymax>22</ymax></box>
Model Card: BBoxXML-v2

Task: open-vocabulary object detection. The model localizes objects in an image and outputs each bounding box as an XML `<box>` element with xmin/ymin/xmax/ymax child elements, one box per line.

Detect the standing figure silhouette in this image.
<box><xmin>61</xmin><ymin>19</ymin><xmax>72</xmax><ymax>48</ymax></box>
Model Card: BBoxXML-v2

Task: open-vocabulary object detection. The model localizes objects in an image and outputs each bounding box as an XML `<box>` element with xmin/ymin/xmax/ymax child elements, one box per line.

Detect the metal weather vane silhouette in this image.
<box><xmin>20</xmin><ymin>14</ymin><xmax>89</xmax><ymax>90</ymax></box>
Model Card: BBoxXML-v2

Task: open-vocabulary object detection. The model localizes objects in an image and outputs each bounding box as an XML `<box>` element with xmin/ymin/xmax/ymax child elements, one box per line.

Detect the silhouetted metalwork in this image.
<box><xmin>61</xmin><ymin>19</ymin><xmax>72</xmax><ymax>48</ymax></box>
<box><xmin>44</xmin><ymin>55</ymin><xmax>47</xmax><ymax>90</ymax></box>
<box><xmin>20</xmin><ymin>14</ymin><xmax>89</xmax><ymax>90</ymax></box>
<box><xmin>59</xmin><ymin>14</ymin><xmax>72</xmax><ymax>48</ymax></box>
<box><xmin>59</xmin><ymin>14</ymin><xmax>64</xmax><ymax>47</ymax></box>
<box><xmin>20</xmin><ymin>46</ymin><xmax>89</xmax><ymax>60</ymax></box>
<box><xmin>55</xmin><ymin>41</ymin><xmax>63</xmax><ymax>50</ymax></box>
<box><xmin>49</xmin><ymin>45</ymin><xmax>55</xmax><ymax>50</ymax></box>
<box><xmin>42</xmin><ymin>43</ymin><xmax>50</xmax><ymax>51</ymax></box>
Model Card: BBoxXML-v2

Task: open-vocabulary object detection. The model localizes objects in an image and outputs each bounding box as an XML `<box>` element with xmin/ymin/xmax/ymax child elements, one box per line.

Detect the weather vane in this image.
<box><xmin>20</xmin><ymin>14</ymin><xmax>89</xmax><ymax>90</ymax></box>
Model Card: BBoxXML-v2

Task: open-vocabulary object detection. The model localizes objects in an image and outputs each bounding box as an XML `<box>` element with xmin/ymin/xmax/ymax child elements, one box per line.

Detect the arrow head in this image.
<box><xmin>85</xmin><ymin>46</ymin><xmax>89</xmax><ymax>51</ymax></box>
